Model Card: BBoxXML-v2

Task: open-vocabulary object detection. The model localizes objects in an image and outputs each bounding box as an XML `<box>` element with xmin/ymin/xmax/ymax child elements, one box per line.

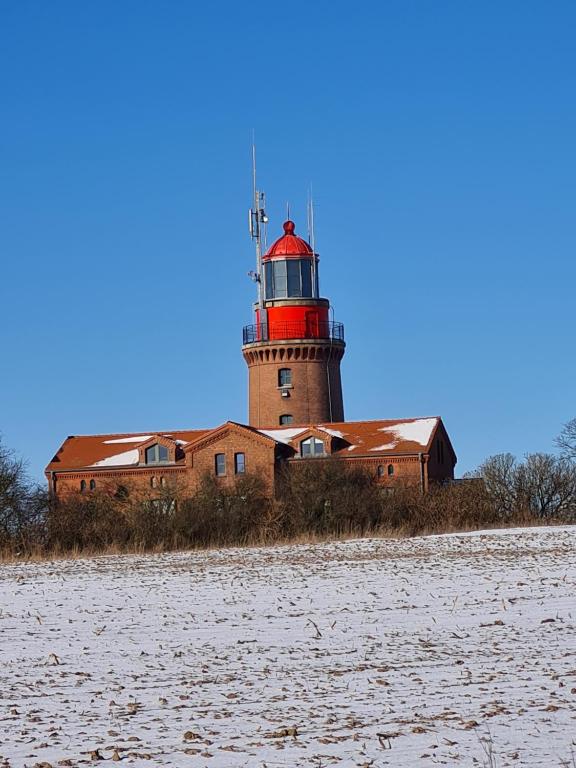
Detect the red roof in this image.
<box><xmin>264</xmin><ymin>220</ymin><xmax>313</xmax><ymax>258</ymax></box>
<box><xmin>46</xmin><ymin>429</ymin><xmax>210</xmax><ymax>471</ymax></box>
<box><xmin>46</xmin><ymin>418</ymin><xmax>455</xmax><ymax>473</ymax></box>
<box><xmin>258</xmin><ymin>418</ymin><xmax>444</xmax><ymax>457</ymax></box>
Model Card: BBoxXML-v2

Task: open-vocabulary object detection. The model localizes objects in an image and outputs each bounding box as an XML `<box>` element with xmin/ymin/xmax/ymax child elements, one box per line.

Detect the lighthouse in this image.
<box><xmin>242</xmin><ymin>216</ymin><xmax>346</xmax><ymax>428</ymax></box>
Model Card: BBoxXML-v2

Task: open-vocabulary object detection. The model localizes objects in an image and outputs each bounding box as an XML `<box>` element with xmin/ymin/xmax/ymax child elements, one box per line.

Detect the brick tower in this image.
<box><xmin>242</xmin><ymin>218</ymin><xmax>345</xmax><ymax>428</ymax></box>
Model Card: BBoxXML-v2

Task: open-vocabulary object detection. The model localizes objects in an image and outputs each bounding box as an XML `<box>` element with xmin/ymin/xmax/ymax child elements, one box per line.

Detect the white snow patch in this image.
<box><xmin>259</xmin><ymin>427</ymin><xmax>308</xmax><ymax>444</ymax></box>
<box><xmin>318</xmin><ymin>427</ymin><xmax>346</xmax><ymax>438</ymax></box>
<box><xmin>90</xmin><ymin>448</ymin><xmax>140</xmax><ymax>467</ymax></box>
<box><xmin>103</xmin><ymin>435</ymin><xmax>152</xmax><ymax>444</ymax></box>
<box><xmin>378</xmin><ymin>417</ymin><xmax>438</xmax><ymax>446</ymax></box>
<box><xmin>370</xmin><ymin>442</ymin><xmax>398</xmax><ymax>451</ymax></box>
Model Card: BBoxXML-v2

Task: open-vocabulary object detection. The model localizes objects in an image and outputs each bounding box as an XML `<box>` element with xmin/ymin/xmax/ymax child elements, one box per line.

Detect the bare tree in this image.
<box><xmin>477</xmin><ymin>451</ymin><xmax>576</xmax><ymax>520</ymax></box>
<box><xmin>556</xmin><ymin>418</ymin><xmax>576</xmax><ymax>462</ymax></box>
<box><xmin>519</xmin><ymin>453</ymin><xmax>576</xmax><ymax>518</ymax></box>
<box><xmin>0</xmin><ymin>436</ymin><xmax>47</xmax><ymax>551</ymax></box>
<box><xmin>476</xmin><ymin>453</ymin><xmax>519</xmax><ymax>520</ymax></box>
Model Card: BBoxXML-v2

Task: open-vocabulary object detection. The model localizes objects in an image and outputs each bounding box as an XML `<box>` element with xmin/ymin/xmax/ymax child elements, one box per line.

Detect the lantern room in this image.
<box><xmin>262</xmin><ymin>220</ymin><xmax>319</xmax><ymax>300</ymax></box>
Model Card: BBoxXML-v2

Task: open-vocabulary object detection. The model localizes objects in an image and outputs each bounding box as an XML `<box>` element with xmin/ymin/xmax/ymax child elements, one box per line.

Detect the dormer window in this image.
<box><xmin>145</xmin><ymin>444</ymin><xmax>169</xmax><ymax>465</ymax></box>
<box><xmin>300</xmin><ymin>437</ymin><xmax>325</xmax><ymax>457</ymax></box>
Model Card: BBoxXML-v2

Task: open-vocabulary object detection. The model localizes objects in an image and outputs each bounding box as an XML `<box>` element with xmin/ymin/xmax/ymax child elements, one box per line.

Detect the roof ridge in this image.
<box><xmin>321</xmin><ymin>416</ymin><xmax>440</xmax><ymax>426</ymax></box>
<box><xmin>66</xmin><ymin>427</ymin><xmax>214</xmax><ymax>439</ymax></box>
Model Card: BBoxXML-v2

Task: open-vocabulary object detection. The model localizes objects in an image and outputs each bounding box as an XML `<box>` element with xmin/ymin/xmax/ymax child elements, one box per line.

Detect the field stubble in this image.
<box><xmin>0</xmin><ymin>526</ymin><xmax>575</xmax><ymax>766</ymax></box>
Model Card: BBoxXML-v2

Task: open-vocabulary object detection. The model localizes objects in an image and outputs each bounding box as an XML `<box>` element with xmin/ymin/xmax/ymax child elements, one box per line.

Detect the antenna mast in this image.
<box><xmin>308</xmin><ymin>186</ymin><xmax>318</xmax><ymax>298</ymax></box>
<box><xmin>248</xmin><ymin>143</ymin><xmax>268</xmax><ymax>310</ymax></box>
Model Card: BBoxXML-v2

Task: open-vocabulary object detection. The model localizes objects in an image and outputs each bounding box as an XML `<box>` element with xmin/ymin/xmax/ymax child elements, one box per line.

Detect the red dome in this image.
<box><xmin>264</xmin><ymin>220</ymin><xmax>313</xmax><ymax>258</ymax></box>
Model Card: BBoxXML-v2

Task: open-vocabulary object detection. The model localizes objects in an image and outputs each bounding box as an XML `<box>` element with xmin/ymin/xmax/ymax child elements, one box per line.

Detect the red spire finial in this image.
<box><xmin>283</xmin><ymin>220</ymin><xmax>295</xmax><ymax>235</ymax></box>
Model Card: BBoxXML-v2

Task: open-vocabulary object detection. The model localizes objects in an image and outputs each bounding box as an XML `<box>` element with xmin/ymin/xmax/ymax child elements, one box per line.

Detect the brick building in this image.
<box><xmin>46</xmin><ymin>218</ymin><xmax>456</xmax><ymax>498</ymax></box>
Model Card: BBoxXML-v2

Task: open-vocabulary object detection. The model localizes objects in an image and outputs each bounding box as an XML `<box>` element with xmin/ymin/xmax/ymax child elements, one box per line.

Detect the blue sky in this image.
<box><xmin>1</xmin><ymin>1</ymin><xmax>575</xmax><ymax>482</ymax></box>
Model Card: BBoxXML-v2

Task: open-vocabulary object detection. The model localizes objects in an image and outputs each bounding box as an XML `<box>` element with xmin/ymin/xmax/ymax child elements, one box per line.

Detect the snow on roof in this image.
<box><xmin>258</xmin><ymin>427</ymin><xmax>308</xmax><ymax>444</ymax></box>
<box><xmin>318</xmin><ymin>427</ymin><xmax>346</xmax><ymax>438</ymax></box>
<box><xmin>377</xmin><ymin>417</ymin><xmax>438</xmax><ymax>448</ymax></box>
<box><xmin>90</xmin><ymin>448</ymin><xmax>140</xmax><ymax>467</ymax></box>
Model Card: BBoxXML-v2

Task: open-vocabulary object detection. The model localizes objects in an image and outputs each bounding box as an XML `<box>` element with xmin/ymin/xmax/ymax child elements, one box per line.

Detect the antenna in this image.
<box><xmin>308</xmin><ymin>185</ymin><xmax>318</xmax><ymax>297</ymax></box>
<box><xmin>248</xmin><ymin>141</ymin><xmax>268</xmax><ymax>309</ymax></box>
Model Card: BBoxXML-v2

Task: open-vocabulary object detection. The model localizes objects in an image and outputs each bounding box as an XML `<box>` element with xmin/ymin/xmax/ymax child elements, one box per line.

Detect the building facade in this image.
<box><xmin>46</xmin><ymin>219</ymin><xmax>457</xmax><ymax>498</ymax></box>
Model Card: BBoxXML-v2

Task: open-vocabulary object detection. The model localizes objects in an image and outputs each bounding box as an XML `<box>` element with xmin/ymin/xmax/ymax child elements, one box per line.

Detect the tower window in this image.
<box><xmin>215</xmin><ymin>453</ymin><xmax>226</xmax><ymax>476</ymax></box>
<box><xmin>278</xmin><ymin>368</ymin><xmax>292</xmax><ymax>387</ymax></box>
<box><xmin>387</xmin><ymin>464</ymin><xmax>395</xmax><ymax>476</ymax></box>
<box><xmin>301</xmin><ymin>437</ymin><xmax>325</xmax><ymax>457</ymax></box>
<box><xmin>145</xmin><ymin>444</ymin><xmax>169</xmax><ymax>465</ymax></box>
<box><xmin>234</xmin><ymin>453</ymin><xmax>246</xmax><ymax>474</ymax></box>
<box><xmin>280</xmin><ymin>414</ymin><xmax>293</xmax><ymax>425</ymax></box>
<box><xmin>89</xmin><ymin>479</ymin><xmax>96</xmax><ymax>491</ymax></box>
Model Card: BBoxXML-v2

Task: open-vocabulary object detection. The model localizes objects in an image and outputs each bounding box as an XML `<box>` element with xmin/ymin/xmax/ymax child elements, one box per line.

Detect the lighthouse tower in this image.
<box><xmin>242</xmin><ymin>217</ymin><xmax>345</xmax><ymax>428</ymax></box>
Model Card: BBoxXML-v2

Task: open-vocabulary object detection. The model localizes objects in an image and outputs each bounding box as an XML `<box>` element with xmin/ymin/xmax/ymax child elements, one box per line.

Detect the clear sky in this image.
<box><xmin>1</xmin><ymin>1</ymin><xmax>575</xmax><ymax>482</ymax></box>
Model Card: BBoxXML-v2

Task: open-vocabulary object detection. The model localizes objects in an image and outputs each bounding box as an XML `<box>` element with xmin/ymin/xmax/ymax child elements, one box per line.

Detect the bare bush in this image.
<box><xmin>173</xmin><ymin>472</ymin><xmax>272</xmax><ymax>547</ymax></box>
<box><xmin>276</xmin><ymin>460</ymin><xmax>382</xmax><ymax>537</ymax></box>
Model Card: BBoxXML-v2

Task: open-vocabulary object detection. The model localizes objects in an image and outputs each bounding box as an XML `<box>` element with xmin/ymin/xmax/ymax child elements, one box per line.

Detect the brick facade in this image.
<box><xmin>243</xmin><ymin>340</ymin><xmax>345</xmax><ymax>427</ymax></box>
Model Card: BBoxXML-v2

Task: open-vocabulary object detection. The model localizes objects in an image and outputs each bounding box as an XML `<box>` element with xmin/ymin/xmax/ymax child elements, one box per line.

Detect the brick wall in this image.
<box><xmin>244</xmin><ymin>340</ymin><xmax>345</xmax><ymax>427</ymax></box>
<box><xmin>189</xmin><ymin>429</ymin><xmax>277</xmax><ymax>492</ymax></box>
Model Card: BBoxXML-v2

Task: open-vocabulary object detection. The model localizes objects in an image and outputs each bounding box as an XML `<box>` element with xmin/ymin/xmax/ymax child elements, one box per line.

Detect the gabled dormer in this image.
<box><xmin>138</xmin><ymin>435</ymin><xmax>181</xmax><ymax>466</ymax></box>
<box><xmin>291</xmin><ymin>426</ymin><xmax>350</xmax><ymax>458</ymax></box>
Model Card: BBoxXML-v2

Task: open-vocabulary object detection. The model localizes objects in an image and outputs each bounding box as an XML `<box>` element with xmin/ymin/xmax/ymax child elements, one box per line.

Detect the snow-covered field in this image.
<box><xmin>1</xmin><ymin>527</ymin><xmax>575</xmax><ymax>767</ymax></box>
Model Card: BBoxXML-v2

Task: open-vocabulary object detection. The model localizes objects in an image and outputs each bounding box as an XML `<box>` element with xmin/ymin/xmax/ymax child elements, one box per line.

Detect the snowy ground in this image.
<box><xmin>1</xmin><ymin>527</ymin><xmax>575</xmax><ymax>767</ymax></box>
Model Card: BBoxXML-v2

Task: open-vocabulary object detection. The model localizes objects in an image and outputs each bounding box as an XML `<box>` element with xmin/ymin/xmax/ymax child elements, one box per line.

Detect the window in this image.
<box><xmin>160</xmin><ymin>476</ymin><xmax>167</xmax><ymax>487</ymax></box>
<box><xmin>387</xmin><ymin>464</ymin><xmax>395</xmax><ymax>476</ymax></box>
<box><xmin>377</xmin><ymin>465</ymin><xmax>384</xmax><ymax>478</ymax></box>
<box><xmin>145</xmin><ymin>444</ymin><xmax>169</xmax><ymax>465</ymax></box>
<box><xmin>115</xmin><ymin>485</ymin><xmax>129</xmax><ymax>500</ymax></box>
<box><xmin>273</xmin><ymin>260</ymin><xmax>287</xmax><ymax>297</ymax></box>
<box><xmin>80</xmin><ymin>479</ymin><xmax>86</xmax><ymax>493</ymax></box>
<box><xmin>234</xmin><ymin>453</ymin><xmax>246</xmax><ymax>475</ymax></box>
<box><xmin>301</xmin><ymin>437</ymin><xmax>325</xmax><ymax>457</ymax></box>
<box><xmin>278</xmin><ymin>368</ymin><xmax>292</xmax><ymax>387</ymax></box>
<box><xmin>287</xmin><ymin>260</ymin><xmax>301</xmax><ymax>296</ymax></box>
<box><xmin>89</xmin><ymin>479</ymin><xmax>96</xmax><ymax>491</ymax></box>
<box><xmin>264</xmin><ymin>259</ymin><xmax>315</xmax><ymax>299</ymax></box>
<box><xmin>150</xmin><ymin>476</ymin><xmax>157</xmax><ymax>489</ymax></box>
<box><xmin>280</xmin><ymin>414</ymin><xmax>293</xmax><ymax>425</ymax></box>
<box><xmin>215</xmin><ymin>453</ymin><xmax>226</xmax><ymax>476</ymax></box>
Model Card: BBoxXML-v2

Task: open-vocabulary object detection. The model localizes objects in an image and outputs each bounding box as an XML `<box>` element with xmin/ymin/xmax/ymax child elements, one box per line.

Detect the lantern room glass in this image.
<box><xmin>264</xmin><ymin>259</ymin><xmax>315</xmax><ymax>300</ymax></box>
